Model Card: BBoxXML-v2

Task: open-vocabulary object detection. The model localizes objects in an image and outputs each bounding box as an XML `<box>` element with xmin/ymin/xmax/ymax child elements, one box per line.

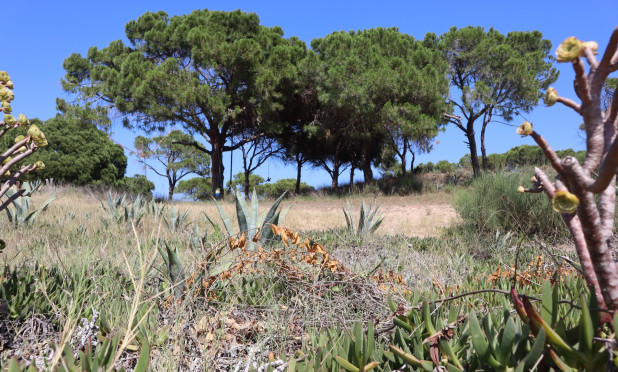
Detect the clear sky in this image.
<box><xmin>5</xmin><ymin>0</ymin><xmax>618</xmax><ymax>197</ymax></box>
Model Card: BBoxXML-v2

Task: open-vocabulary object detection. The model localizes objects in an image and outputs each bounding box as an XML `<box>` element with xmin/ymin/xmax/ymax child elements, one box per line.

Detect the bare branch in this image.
<box><xmin>0</xmin><ymin>148</ymin><xmax>36</xmax><ymax>177</ymax></box>
<box><xmin>573</xmin><ymin>58</ymin><xmax>591</xmax><ymax>105</ymax></box>
<box><xmin>0</xmin><ymin>164</ymin><xmax>36</xmax><ymax>199</ymax></box>
<box><xmin>0</xmin><ymin>137</ymin><xmax>30</xmax><ymax>163</ymax></box>
<box><xmin>599</xmin><ymin>26</ymin><xmax>618</xmax><ymax>71</ymax></box>
<box><xmin>556</xmin><ymin>96</ymin><xmax>581</xmax><ymax>114</ymax></box>
<box><xmin>584</xmin><ymin>47</ymin><xmax>599</xmax><ymax>68</ymax></box>
<box><xmin>587</xmin><ymin>138</ymin><xmax>618</xmax><ymax>193</ymax></box>
<box><xmin>529</xmin><ymin>131</ymin><xmax>563</xmax><ymax>174</ymax></box>
<box><xmin>534</xmin><ymin>167</ymin><xmax>606</xmax><ymax>309</ymax></box>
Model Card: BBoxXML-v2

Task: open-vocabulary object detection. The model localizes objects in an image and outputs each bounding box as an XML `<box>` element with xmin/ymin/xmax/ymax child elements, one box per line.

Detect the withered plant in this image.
<box><xmin>518</xmin><ymin>28</ymin><xmax>618</xmax><ymax>311</ymax></box>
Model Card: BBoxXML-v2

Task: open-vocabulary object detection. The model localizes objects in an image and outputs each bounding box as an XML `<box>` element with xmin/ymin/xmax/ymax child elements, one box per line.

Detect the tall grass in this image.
<box><xmin>454</xmin><ymin>171</ymin><xmax>568</xmax><ymax>240</ymax></box>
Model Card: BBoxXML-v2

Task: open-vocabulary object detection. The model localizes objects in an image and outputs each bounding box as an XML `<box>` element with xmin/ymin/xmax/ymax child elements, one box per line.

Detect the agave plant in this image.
<box><xmin>4</xmin><ymin>181</ymin><xmax>56</xmax><ymax>228</ymax></box>
<box><xmin>342</xmin><ymin>199</ymin><xmax>383</xmax><ymax>237</ymax></box>
<box><xmin>209</xmin><ymin>188</ymin><xmax>292</xmax><ymax>250</ymax></box>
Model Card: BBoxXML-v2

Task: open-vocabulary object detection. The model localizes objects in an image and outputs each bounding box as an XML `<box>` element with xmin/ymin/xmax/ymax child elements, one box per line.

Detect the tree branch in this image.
<box><xmin>599</xmin><ymin>26</ymin><xmax>618</xmax><ymax>71</ymax></box>
<box><xmin>556</xmin><ymin>96</ymin><xmax>581</xmax><ymax>114</ymax></box>
<box><xmin>561</xmin><ymin>159</ymin><xmax>618</xmax><ymax>308</ymax></box>
<box><xmin>173</xmin><ymin>140</ymin><xmax>211</xmax><ymax>155</ymax></box>
<box><xmin>584</xmin><ymin>47</ymin><xmax>599</xmax><ymax>69</ymax></box>
<box><xmin>534</xmin><ymin>167</ymin><xmax>606</xmax><ymax>309</ymax></box>
<box><xmin>573</xmin><ymin>58</ymin><xmax>591</xmax><ymax>105</ymax></box>
<box><xmin>443</xmin><ymin>113</ymin><xmax>465</xmax><ymax>132</ymax></box>
<box><xmin>529</xmin><ymin>131</ymin><xmax>563</xmax><ymax>174</ymax></box>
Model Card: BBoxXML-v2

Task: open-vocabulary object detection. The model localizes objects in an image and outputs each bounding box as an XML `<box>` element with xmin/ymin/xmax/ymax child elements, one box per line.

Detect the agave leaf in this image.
<box><xmin>440</xmin><ymin>339</ymin><xmax>463</xmax><ymax>370</ymax></box>
<box><xmin>366</xmin><ymin>322</ymin><xmax>375</xmax><ymax>364</ymax></box>
<box><xmin>387</xmin><ymin>292</ymin><xmax>397</xmax><ymax>312</ymax></box>
<box><xmin>468</xmin><ymin>310</ymin><xmax>502</xmax><ymax>369</ymax></box>
<box><xmin>496</xmin><ymin>316</ymin><xmax>516</xmax><ymax>364</ymax></box>
<box><xmin>422</xmin><ymin>302</ymin><xmax>437</xmax><ymax>335</ymax></box>
<box><xmin>278</xmin><ymin>203</ymin><xmax>294</xmax><ymax>224</ymax></box>
<box><xmin>234</xmin><ymin>189</ymin><xmax>250</xmax><ymax>233</ymax></box>
<box><xmin>358</xmin><ymin>201</ymin><xmax>366</xmax><ymax>234</ymax></box>
<box><xmin>346</xmin><ymin>199</ymin><xmax>354</xmax><ymax>232</ymax></box>
<box><xmin>541</xmin><ymin>279</ymin><xmax>554</xmax><ymax>326</ymax></box>
<box><xmin>251</xmin><ymin>187</ymin><xmax>258</xmax><ymax>230</ymax></box>
<box><xmin>549</xmin><ymin>349</ymin><xmax>578</xmax><ymax>372</ymax></box>
<box><xmin>368</xmin><ymin>217</ymin><xmax>384</xmax><ymax>234</ymax></box>
<box><xmin>343</xmin><ymin>206</ymin><xmax>352</xmax><ymax>230</ymax></box>
<box><xmin>263</xmin><ymin>191</ymin><xmax>288</xmax><ymax>227</ymax></box>
<box><xmin>335</xmin><ymin>356</ymin><xmax>360</xmax><ymax>372</ymax></box>
<box><xmin>134</xmin><ymin>339</ymin><xmax>150</xmax><ymax>372</ymax></box>
<box><xmin>393</xmin><ymin>317</ymin><xmax>413</xmax><ymax>332</ymax></box>
<box><xmin>389</xmin><ymin>345</ymin><xmax>433</xmax><ymax>371</ymax></box>
<box><xmin>213</xmin><ymin>199</ymin><xmax>234</xmax><ymax>236</ymax></box>
<box><xmin>579</xmin><ymin>293</ymin><xmax>593</xmax><ymax>354</ymax></box>
<box><xmin>523</xmin><ymin>296</ymin><xmax>587</xmax><ymax>363</ymax></box>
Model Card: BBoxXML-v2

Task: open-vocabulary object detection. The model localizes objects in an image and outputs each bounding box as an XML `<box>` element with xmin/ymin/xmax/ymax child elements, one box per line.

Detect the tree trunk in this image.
<box><xmin>480</xmin><ymin>112</ymin><xmax>491</xmax><ymax>172</ymax></box>
<box><xmin>410</xmin><ymin>151</ymin><xmax>415</xmax><ymax>174</ymax></box>
<box><xmin>295</xmin><ymin>156</ymin><xmax>302</xmax><ymax>194</ymax></box>
<box><xmin>480</xmin><ymin>125</ymin><xmax>488</xmax><ymax>172</ymax></box>
<box><xmin>361</xmin><ymin>141</ymin><xmax>373</xmax><ymax>182</ymax></box>
<box><xmin>350</xmin><ymin>165</ymin><xmax>355</xmax><ymax>187</ymax></box>
<box><xmin>466</xmin><ymin>125</ymin><xmax>481</xmax><ymax>177</ymax></box>
<box><xmin>331</xmin><ymin>169</ymin><xmax>339</xmax><ymax>189</ymax></box>
<box><xmin>400</xmin><ymin>151</ymin><xmax>407</xmax><ymax>176</ymax></box>
<box><xmin>362</xmin><ymin>163</ymin><xmax>373</xmax><ymax>182</ymax></box>
<box><xmin>211</xmin><ymin>138</ymin><xmax>225</xmax><ymax>199</ymax></box>
<box><xmin>331</xmin><ymin>159</ymin><xmax>340</xmax><ymax>190</ymax></box>
<box><xmin>168</xmin><ymin>179</ymin><xmax>174</xmax><ymax>201</ymax></box>
<box><xmin>244</xmin><ymin>170</ymin><xmax>251</xmax><ymax>198</ymax></box>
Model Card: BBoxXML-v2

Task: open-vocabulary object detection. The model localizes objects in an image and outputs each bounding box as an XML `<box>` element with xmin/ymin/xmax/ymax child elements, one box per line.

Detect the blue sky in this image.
<box><xmin>5</xmin><ymin>1</ymin><xmax>618</xmax><ymax>196</ymax></box>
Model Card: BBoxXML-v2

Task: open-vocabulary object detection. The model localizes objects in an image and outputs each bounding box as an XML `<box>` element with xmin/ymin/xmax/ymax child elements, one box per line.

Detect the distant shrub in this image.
<box><xmin>258</xmin><ymin>178</ymin><xmax>314</xmax><ymax>197</ymax></box>
<box><xmin>375</xmin><ymin>173</ymin><xmax>423</xmax><ymax>195</ymax></box>
<box><xmin>117</xmin><ymin>175</ymin><xmax>155</xmax><ymax>197</ymax></box>
<box><xmin>455</xmin><ymin>172</ymin><xmax>567</xmax><ymax>239</ymax></box>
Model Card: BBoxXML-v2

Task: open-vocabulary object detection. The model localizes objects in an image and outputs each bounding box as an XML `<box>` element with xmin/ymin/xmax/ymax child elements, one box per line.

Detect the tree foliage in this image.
<box><xmin>62</xmin><ymin>9</ymin><xmax>307</xmax><ymax>197</ymax></box>
<box><xmin>135</xmin><ymin>130</ymin><xmax>210</xmax><ymax>200</ymax></box>
<box><xmin>438</xmin><ymin>27</ymin><xmax>558</xmax><ymax>176</ymax></box>
<box><xmin>176</xmin><ymin>177</ymin><xmax>212</xmax><ymax>201</ymax></box>
<box><xmin>3</xmin><ymin>115</ymin><xmax>127</xmax><ymax>186</ymax></box>
<box><xmin>309</xmin><ymin>28</ymin><xmax>449</xmax><ymax>186</ymax></box>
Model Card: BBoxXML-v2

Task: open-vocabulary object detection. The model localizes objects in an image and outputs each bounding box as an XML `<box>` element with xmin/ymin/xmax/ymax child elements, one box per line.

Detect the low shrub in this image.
<box><xmin>455</xmin><ymin>171</ymin><xmax>567</xmax><ymax>240</ymax></box>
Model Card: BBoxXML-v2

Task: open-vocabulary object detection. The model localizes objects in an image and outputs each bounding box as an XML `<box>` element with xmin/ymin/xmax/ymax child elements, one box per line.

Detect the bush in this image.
<box><xmin>117</xmin><ymin>175</ymin><xmax>155</xmax><ymax>197</ymax></box>
<box><xmin>257</xmin><ymin>178</ymin><xmax>314</xmax><ymax>197</ymax></box>
<box><xmin>455</xmin><ymin>171</ymin><xmax>567</xmax><ymax>240</ymax></box>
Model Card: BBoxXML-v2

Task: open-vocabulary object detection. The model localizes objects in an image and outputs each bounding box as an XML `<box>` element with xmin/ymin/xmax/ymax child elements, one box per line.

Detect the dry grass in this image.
<box><xmin>0</xmin><ymin>184</ymin><xmax>470</xmax><ymax>370</ymax></box>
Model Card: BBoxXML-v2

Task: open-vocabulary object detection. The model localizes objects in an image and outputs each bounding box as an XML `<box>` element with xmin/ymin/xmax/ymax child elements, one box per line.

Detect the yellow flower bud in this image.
<box><xmin>28</xmin><ymin>125</ymin><xmax>48</xmax><ymax>147</ymax></box>
<box><xmin>14</xmin><ymin>135</ymin><xmax>25</xmax><ymax>143</ymax></box>
<box><xmin>5</xmin><ymin>81</ymin><xmax>13</xmax><ymax>90</ymax></box>
<box><xmin>517</xmin><ymin>186</ymin><xmax>525</xmax><ymax>193</ymax></box>
<box><xmin>4</xmin><ymin>171</ymin><xmax>9</xmax><ymax>176</ymax></box>
<box><xmin>17</xmin><ymin>146</ymin><xmax>26</xmax><ymax>153</ymax></box>
<box><xmin>556</xmin><ymin>37</ymin><xmax>583</xmax><ymax>62</ymax></box>
<box><xmin>4</xmin><ymin>114</ymin><xmax>17</xmax><ymax>126</ymax></box>
<box><xmin>34</xmin><ymin>161</ymin><xmax>45</xmax><ymax>171</ymax></box>
<box><xmin>2</xmin><ymin>156</ymin><xmax>12</xmax><ymax>165</ymax></box>
<box><xmin>17</xmin><ymin>114</ymin><xmax>29</xmax><ymax>126</ymax></box>
<box><xmin>1</xmin><ymin>102</ymin><xmax>10</xmax><ymax>113</ymax></box>
<box><xmin>543</xmin><ymin>87</ymin><xmax>558</xmax><ymax>106</ymax></box>
<box><xmin>552</xmin><ymin>191</ymin><xmax>579</xmax><ymax>214</ymax></box>
<box><xmin>516</xmin><ymin>121</ymin><xmax>533</xmax><ymax>136</ymax></box>
<box><xmin>0</xmin><ymin>71</ymin><xmax>8</xmax><ymax>83</ymax></box>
